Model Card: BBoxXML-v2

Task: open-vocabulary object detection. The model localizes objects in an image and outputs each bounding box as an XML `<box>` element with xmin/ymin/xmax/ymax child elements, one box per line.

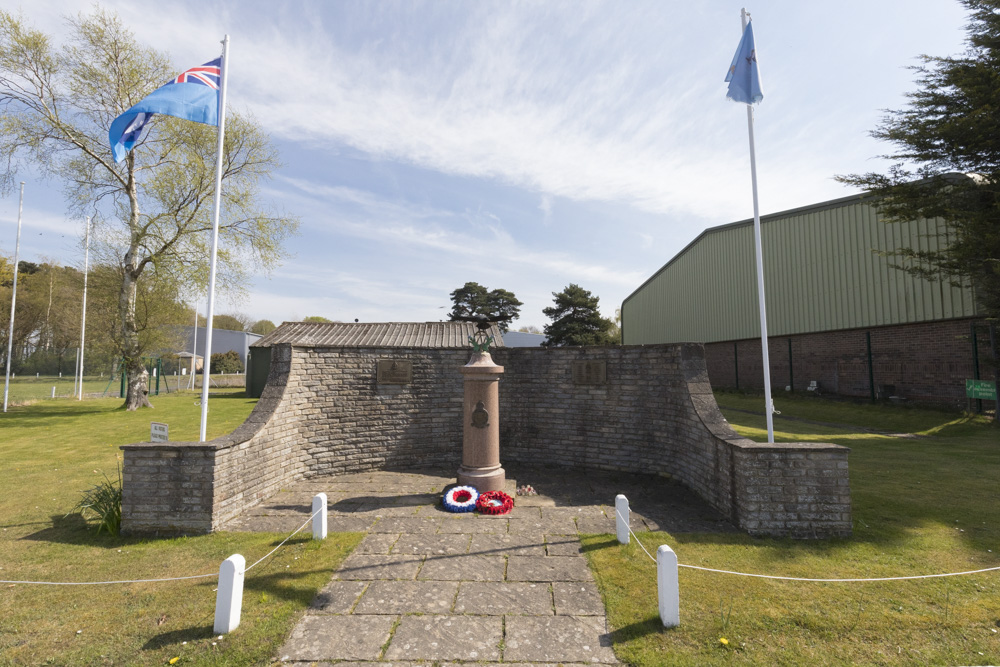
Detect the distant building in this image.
<box><xmin>180</xmin><ymin>327</ymin><xmax>262</xmax><ymax>368</ymax></box>
<box><xmin>501</xmin><ymin>331</ymin><xmax>546</xmax><ymax>347</ymax></box>
<box><xmin>622</xmin><ymin>190</ymin><xmax>990</xmax><ymax>406</ymax></box>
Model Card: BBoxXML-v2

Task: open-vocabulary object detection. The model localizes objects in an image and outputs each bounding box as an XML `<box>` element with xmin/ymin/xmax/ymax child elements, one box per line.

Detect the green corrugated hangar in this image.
<box><xmin>621</xmin><ymin>191</ymin><xmax>992</xmax><ymax>406</ymax></box>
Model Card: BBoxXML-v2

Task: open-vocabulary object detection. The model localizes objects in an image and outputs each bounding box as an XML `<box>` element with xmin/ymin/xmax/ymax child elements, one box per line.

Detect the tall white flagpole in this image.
<box><xmin>77</xmin><ymin>216</ymin><xmax>91</xmax><ymax>400</ymax></box>
<box><xmin>189</xmin><ymin>300</ymin><xmax>198</xmax><ymax>390</ymax></box>
<box><xmin>200</xmin><ymin>35</ymin><xmax>230</xmax><ymax>442</ymax></box>
<box><xmin>3</xmin><ymin>182</ymin><xmax>25</xmax><ymax>413</ymax></box>
<box><xmin>740</xmin><ymin>8</ymin><xmax>775</xmax><ymax>443</ymax></box>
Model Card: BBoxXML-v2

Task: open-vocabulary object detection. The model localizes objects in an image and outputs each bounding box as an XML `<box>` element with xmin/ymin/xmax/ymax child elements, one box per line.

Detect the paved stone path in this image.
<box><xmin>231</xmin><ymin>466</ymin><xmax>734</xmax><ymax>666</ymax></box>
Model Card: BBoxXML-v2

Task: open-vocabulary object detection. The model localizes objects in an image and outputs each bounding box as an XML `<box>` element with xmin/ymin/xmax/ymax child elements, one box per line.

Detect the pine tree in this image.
<box><xmin>838</xmin><ymin>0</ymin><xmax>1000</xmax><ymax>317</ymax></box>
<box><xmin>542</xmin><ymin>284</ymin><xmax>615</xmax><ymax>347</ymax></box>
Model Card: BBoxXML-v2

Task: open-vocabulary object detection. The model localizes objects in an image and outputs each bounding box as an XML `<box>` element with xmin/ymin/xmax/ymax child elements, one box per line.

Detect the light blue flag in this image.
<box><xmin>725</xmin><ymin>22</ymin><xmax>763</xmax><ymax>105</ymax></box>
<box><xmin>109</xmin><ymin>59</ymin><xmax>221</xmax><ymax>163</ymax></box>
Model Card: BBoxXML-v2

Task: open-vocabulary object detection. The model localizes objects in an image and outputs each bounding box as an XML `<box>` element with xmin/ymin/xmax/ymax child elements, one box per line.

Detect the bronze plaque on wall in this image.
<box><xmin>572</xmin><ymin>360</ymin><xmax>607</xmax><ymax>385</ymax></box>
<box><xmin>377</xmin><ymin>359</ymin><xmax>413</xmax><ymax>384</ymax></box>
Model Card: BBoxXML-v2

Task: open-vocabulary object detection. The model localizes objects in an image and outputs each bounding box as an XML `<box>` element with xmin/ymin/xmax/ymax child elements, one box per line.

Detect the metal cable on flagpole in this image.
<box><xmin>739</xmin><ymin>8</ymin><xmax>775</xmax><ymax>443</ymax></box>
<box><xmin>199</xmin><ymin>35</ymin><xmax>230</xmax><ymax>442</ymax></box>
<box><xmin>3</xmin><ymin>182</ymin><xmax>25</xmax><ymax>413</ymax></box>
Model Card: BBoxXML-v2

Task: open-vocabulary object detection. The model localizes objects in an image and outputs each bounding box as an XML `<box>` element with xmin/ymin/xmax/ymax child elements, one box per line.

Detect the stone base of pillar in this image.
<box><xmin>457</xmin><ymin>464</ymin><xmax>506</xmax><ymax>492</ymax></box>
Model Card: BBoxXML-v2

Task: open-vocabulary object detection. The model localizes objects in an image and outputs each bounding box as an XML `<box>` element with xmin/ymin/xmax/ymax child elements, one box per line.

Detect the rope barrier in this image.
<box><xmin>613</xmin><ymin>507</ymin><xmax>1000</xmax><ymax>583</ymax></box>
<box><xmin>2</xmin><ymin>505</ymin><xmax>325</xmax><ymax>586</ymax></box>
<box><xmin>244</xmin><ymin>506</ymin><xmax>321</xmax><ymax>574</ymax></box>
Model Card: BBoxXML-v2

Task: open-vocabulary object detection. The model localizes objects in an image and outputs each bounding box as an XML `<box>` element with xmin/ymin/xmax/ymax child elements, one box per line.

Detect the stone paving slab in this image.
<box><xmin>278</xmin><ymin>614</ymin><xmax>396</xmax><ymax>662</ymax></box>
<box><xmin>507</xmin><ymin>555</ymin><xmax>594</xmax><ymax>582</ymax></box>
<box><xmin>418</xmin><ymin>554</ymin><xmax>506</xmax><ymax>581</ymax></box>
<box><xmin>575</xmin><ymin>515</ymin><xmax>616</xmax><ymax>534</ymax></box>
<box><xmin>384</xmin><ymin>615</ymin><xmax>502</xmax><ymax>662</ymax></box>
<box><xmin>508</xmin><ymin>516</ymin><xmax>579</xmax><ymax>535</ymax></box>
<box><xmin>504</xmin><ymin>615</ymin><xmax>617</xmax><ymax>664</ymax></box>
<box><xmin>554</xmin><ymin>581</ymin><xmax>606</xmax><ymax>615</ymax></box>
<box><xmin>545</xmin><ymin>535</ymin><xmax>584</xmax><ymax>556</ymax></box>
<box><xmin>337</xmin><ymin>554</ymin><xmax>423</xmax><ymax>580</ymax></box>
<box><xmin>354</xmin><ymin>580</ymin><xmax>459</xmax><ymax>614</ymax></box>
<box><xmin>468</xmin><ymin>533</ymin><xmax>545</xmax><ymax>556</ymax></box>
<box><xmin>356</xmin><ymin>532</ymin><xmax>400</xmax><ymax>554</ymax></box>
<box><xmin>310</xmin><ymin>580</ymin><xmax>368</xmax><ymax>613</ymax></box>
<box><xmin>438</xmin><ymin>517</ymin><xmax>506</xmax><ymax>534</ymax></box>
<box><xmin>453</xmin><ymin>581</ymin><xmax>553</xmax><ymax>616</ymax></box>
<box><xmin>392</xmin><ymin>533</ymin><xmax>471</xmax><ymax>555</ymax></box>
<box><xmin>371</xmin><ymin>517</ymin><xmax>443</xmax><ymax>533</ymax></box>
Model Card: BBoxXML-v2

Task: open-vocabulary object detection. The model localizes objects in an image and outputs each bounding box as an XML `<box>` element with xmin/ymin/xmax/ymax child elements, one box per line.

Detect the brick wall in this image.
<box><xmin>705</xmin><ymin>318</ymin><xmax>982</xmax><ymax>405</ymax></box>
<box><xmin>122</xmin><ymin>343</ymin><xmax>851</xmax><ymax>538</ymax></box>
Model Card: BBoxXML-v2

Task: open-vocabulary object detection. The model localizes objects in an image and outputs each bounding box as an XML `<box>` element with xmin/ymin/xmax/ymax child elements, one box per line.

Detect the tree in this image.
<box><xmin>0</xmin><ymin>9</ymin><xmax>297</xmax><ymax>409</ymax></box>
<box><xmin>447</xmin><ymin>282</ymin><xmax>522</xmax><ymax>332</ymax></box>
<box><xmin>210</xmin><ymin>350</ymin><xmax>243</xmax><ymax>374</ymax></box>
<box><xmin>837</xmin><ymin>0</ymin><xmax>1000</xmax><ymax>318</ymax></box>
<box><xmin>249</xmin><ymin>319</ymin><xmax>276</xmax><ymax>335</ymax></box>
<box><xmin>212</xmin><ymin>314</ymin><xmax>247</xmax><ymax>332</ymax></box>
<box><xmin>302</xmin><ymin>316</ymin><xmax>334</xmax><ymax>323</ymax></box>
<box><xmin>542</xmin><ymin>284</ymin><xmax>616</xmax><ymax>347</ymax></box>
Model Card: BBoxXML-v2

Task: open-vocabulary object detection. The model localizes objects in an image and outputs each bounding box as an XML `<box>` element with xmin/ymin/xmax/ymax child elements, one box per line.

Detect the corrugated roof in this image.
<box><xmin>251</xmin><ymin>321</ymin><xmax>506</xmax><ymax>349</ymax></box>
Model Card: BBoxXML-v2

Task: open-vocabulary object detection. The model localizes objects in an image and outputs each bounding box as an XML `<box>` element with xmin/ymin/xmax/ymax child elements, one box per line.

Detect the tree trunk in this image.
<box><xmin>121</xmin><ymin>156</ymin><xmax>152</xmax><ymax>411</ymax></box>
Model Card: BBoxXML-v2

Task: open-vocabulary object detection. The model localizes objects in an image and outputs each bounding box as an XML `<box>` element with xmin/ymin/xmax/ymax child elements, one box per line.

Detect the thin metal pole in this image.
<box><xmin>990</xmin><ymin>322</ymin><xmax>998</xmax><ymax>423</ymax></box>
<box><xmin>77</xmin><ymin>216</ymin><xmax>91</xmax><ymax>400</ymax></box>
<box><xmin>200</xmin><ymin>35</ymin><xmax>230</xmax><ymax>442</ymax></box>
<box><xmin>866</xmin><ymin>331</ymin><xmax>875</xmax><ymax>402</ymax></box>
<box><xmin>740</xmin><ymin>8</ymin><xmax>774</xmax><ymax>442</ymax></box>
<box><xmin>3</xmin><ymin>182</ymin><xmax>25</xmax><ymax>413</ymax></box>
<box><xmin>189</xmin><ymin>302</ymin><xmax>198</xmax><ymax>390</ymax></box>
<box><xmin>971</xmin><ymin>322</ymin><xmax>982</xmax><ymax>414</ymax></box>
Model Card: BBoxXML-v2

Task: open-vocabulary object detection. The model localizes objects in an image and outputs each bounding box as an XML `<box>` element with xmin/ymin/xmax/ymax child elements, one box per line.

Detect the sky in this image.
<box><xmin>0</xmin><ymin>0</ymin><xmax>973</xmax><ymax>331</ymax></box>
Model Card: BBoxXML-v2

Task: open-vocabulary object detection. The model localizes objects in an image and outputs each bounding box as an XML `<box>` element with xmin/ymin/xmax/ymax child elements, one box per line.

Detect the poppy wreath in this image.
<box><xmin>443</xmin><ymin>485</ymin><xmax>479</xmax><ymax>513</ymax></box>
<box><xmin>475</xmin><ymin>490</ymin><xmax>514</xmax><ymax>515</ymax></box>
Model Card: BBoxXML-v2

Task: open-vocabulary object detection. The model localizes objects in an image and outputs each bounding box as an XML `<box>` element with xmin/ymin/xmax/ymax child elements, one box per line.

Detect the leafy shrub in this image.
<box><xmin>210</xmin><ymin>350</ymin><xmax>243</xmax><ymax>374</ymax></box>
<box><xmin>73</xmin><ymin>464</ymin><xmax>122</xmax><ymax>535</ymax></box>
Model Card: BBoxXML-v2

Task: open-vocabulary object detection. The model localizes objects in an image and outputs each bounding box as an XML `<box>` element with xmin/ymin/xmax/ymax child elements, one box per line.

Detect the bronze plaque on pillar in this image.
<box><xmin>377</xmin><ymin>359</ymin><xmax>413</xmax><ymax>384</ymax></box>
<box><xmin>572</xmin><ymin>360</ymin><xmax>607</xmax><ymax>385</ymax></box>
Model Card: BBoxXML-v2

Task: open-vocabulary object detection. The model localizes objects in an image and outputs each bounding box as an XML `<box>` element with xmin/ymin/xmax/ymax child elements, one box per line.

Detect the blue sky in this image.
<box><xmin>0</xmin><ymin>1</ymin><xmax>972</xmax><ymax>330</ymax></box>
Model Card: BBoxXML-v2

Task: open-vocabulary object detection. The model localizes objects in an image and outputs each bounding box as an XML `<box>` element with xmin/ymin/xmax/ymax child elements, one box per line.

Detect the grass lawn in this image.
<box><xmin>584</xmin><ymin>392</ymin><xmax>1000</xmax><ymax>666</ymax></box>
<box><xmin>0</xmin><ymin>390</ymin><xmax>361</xmax><ymax>666</ymax></box>
<box><xmin>3</xmin><ymin>374</ymin><xmax>246</xmax><ymax>404</ymax></box>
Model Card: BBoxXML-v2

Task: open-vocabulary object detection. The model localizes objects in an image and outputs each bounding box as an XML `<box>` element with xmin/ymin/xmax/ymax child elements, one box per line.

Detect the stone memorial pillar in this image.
<box><xmin>458</xmin><ymin>351</ymin><xmax>505</xmax><ymax>491</ymax></box>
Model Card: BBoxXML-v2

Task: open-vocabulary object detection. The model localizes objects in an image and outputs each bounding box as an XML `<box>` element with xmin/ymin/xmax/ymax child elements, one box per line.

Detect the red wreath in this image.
<box><xmin>475</xmin><ymin>490</ymin><xmax>514</xmax><ymax>515</ymax></box>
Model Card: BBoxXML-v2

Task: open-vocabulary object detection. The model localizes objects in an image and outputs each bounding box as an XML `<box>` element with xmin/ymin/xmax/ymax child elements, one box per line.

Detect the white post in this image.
<box><xmin>189</xmin><ymin>302</ymin><xmax>198</xmax><ymax>390</ymax></box>
<box><xmin>77</xmin><ymin>216</ymin><xmax>91</xmax><ymax>400</ymax></box>
<box><xmin>615</xmin><ymin>494</ymin><xmax>630</xmax><ymax>545</ymax></box>
<box><xmin>214</xmin><ymin>553</ymin><xmax>245</xmax><ymax>634</ymax></box>
<box><xmin>51</xmin><ymin>386</ymin><xmax>55</xmax><ymax>399</ymax></box>
<box><xmin>3</xmin><ymin>182</ymin><xmax>25</xmax><ymax>413</ymax></box>
<box><xmin>72</xmin><ymin>348</ymin><xmax>79</xmax><ymax>398</ymax></box>
<box><xmin>199</xmin><ymin>35</ymin><xmax>230</xmax><ymax>442</ymax></box>
<box><xmin>657</xmin><ymin>544</ymin><xmax>680</xmax><ymax>628</ymax></box>
<box><xmin>312</xmin><ymin>493</ymin><xmax>328</xmax><ymax>540</ymax></box>
<box><xmin>740</xmin><ymin>7</ymin><xmax>775</xmax><ymax>444</ymax></box>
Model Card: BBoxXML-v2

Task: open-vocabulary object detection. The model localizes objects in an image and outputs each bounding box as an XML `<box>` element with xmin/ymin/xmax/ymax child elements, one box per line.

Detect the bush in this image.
<box><xmin>210</xmin><ymin>350</ymin><xmax>243</xmax><ymax>374</ymax></box>
<box><xmin>72</xmin><ymin>464</ymin><xmax>122</xmax><ymax>535</ymax></box>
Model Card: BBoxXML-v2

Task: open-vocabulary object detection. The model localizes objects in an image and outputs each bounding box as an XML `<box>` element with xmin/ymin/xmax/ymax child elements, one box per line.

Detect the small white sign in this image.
<box><xmin>150</xmin><ymin>422</ymin><xmax>169</xmax><ymax>442</ymax></box>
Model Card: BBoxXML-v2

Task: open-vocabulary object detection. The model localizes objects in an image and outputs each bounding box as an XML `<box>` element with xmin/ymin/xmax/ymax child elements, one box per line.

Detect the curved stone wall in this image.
<box><xmin>122</xmin><ymin>343</ymin><xmax>851</xmax><ymax>538</ymax></box>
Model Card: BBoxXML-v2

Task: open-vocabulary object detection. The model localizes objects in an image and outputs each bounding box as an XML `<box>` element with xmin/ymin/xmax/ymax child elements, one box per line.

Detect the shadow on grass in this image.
<box><xmin>142</xmin><ymin>625</ymin><xmax>215</xmax><ymax>650</ymax></box>
<box><xmin>606</xmin><ymin>616</ymin><xmax>669</xmax><ymax>645</ymax></box>
<box><xmin>21</xmin><ymin>513</ymin><xmax>145</xmax><ymax>548</ymax></box>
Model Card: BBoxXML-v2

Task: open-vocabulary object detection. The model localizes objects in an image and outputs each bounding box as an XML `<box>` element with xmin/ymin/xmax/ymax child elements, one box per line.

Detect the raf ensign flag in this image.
<box><xmin>108</xmin><ymin>58</ymin><xmax>222</xmax><ymax>163</ymax></box>
<box><xmin>725</xmin><ymin>22</ymin><xmax>763</xmax><ymax>105</ymax></box>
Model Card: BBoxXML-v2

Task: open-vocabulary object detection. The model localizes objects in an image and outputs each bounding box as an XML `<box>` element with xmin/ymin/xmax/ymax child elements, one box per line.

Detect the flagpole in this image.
<box><xmin>740</xmin><ymin>8</ymin><xmax>775</xmax><ymax>443</ymax></box>
<box><xmin>199</xmin><ymin>35</ymin><xmax>230</xmax><ymax>442</ymax></box>
<box><xmin>3</xmin><ymin>182</ymin><xmax>25</xmax><ymax>413</ymax></box>
<box><xmin>77</xmin><ymin>216</ymin><xmax>91</xmax><ymax>400</ymax></box>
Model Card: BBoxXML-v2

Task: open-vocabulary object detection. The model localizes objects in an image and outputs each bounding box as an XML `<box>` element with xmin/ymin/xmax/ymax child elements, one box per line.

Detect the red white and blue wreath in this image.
<box><xmin>476</xmin><ymin>490</ymin><xmax>514</xmax><ymax>515</ymax></box>
<box><xmin>443</xmin><ymin>486</ymin><xmax>479</xmax><ymax>513</ymax></box>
